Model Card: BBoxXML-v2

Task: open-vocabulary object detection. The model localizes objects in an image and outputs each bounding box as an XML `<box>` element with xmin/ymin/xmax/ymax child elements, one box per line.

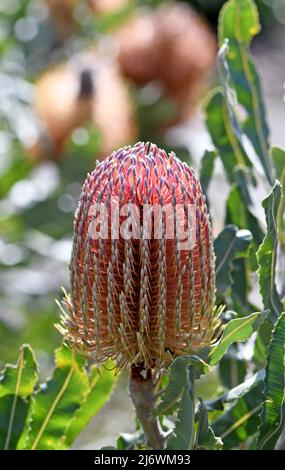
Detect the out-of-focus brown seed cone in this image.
<box><xmin>115</xmin><ymin>2</ymin><xmax>217</xmax><ymax>120</ymax></box>
<box><xmin>92</xmin><ymin>63</ymin><xmax>137</xmax><ymax>157</ymax></box>
<box><xmin>28</xmin><ymin>64</ymin><xmax>93</xmax><ymax>160</ymax></box>
<box><xmin>45</xmin><ymin>0</ymin><xmax>78</xmax><ymax>38</ymax></box>
<box><xmin>90</xmin><ymin>0</ymin><xmax>133</xmax><ymax>16</ymax></box>
<box><xmin>58</xmin><ymin>142</ymin><xmax>220</xmax><ymax>370</ymax></box>
<box><xmin>27</xmin><ymin>54</ymin><xmax>137</xmax><ymax>161</ymax></box>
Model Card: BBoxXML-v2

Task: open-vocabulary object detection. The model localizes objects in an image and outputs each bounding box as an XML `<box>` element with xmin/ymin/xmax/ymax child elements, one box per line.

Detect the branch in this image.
<box><xmin>129</xmin><ymin>365</ymin><xmax>164</xmax><ymax>450</ymax></box>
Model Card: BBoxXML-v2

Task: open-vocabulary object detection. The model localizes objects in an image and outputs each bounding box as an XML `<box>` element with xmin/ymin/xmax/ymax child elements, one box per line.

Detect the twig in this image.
<box><xmin>129</xmin><ymin>365</ymin><xmax>164</xmax><ymax>450</ymax></box>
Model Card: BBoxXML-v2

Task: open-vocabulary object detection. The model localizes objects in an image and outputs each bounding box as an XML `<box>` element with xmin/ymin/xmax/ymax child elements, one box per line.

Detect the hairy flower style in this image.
<box><xmin>59</xmin><ymin>142</ymin><xmax>219</xmax><ymax>370</ymax></box>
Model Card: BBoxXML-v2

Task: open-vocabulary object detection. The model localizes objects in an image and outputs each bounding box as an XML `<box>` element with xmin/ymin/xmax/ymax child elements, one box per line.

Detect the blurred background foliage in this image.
<box><xmin>0</xmin><ymin>0</ymin><xmax>285</xmax><ymax>448</ymax></box>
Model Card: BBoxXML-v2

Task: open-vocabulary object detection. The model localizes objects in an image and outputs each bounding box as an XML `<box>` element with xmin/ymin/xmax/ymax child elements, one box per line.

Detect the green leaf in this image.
<box><xmin>0</xmin><ymin>345</ymin><xmax>38</xmax><ymax>450</ymax></box>
<box><xmin>155</xmin><ymin>357</ymin><xmax>189</xmax><ymax>416</ymax></box>
<box><xmin>205</xmin><ymin>90</ymin><xmax>251</xmax><ymax>184</ymax></box>
<box><xmin>199</xmin><ymin>150</ymin><xmax>217</xmax><ymax>198</ymax></box>
<box><xmin>0</xmin><ymin>396</ymin><xmax>30</xmax><ymax>451</ymax></box>
<box><xmin>209</xmin><ymin>312</ymin><xmax>260</xmax><ymax>366</ymax></box>
<box><xmin>217</xmin><ymin>42</ymin><xmax>255</xmax><ymax>180</ymax></box>
<box><xmin>256</xmin><ymin>312</ymin><xmax>285</xmax><ymax>450</ymax></box>
<box><xmin>196</xmin><ymin>399</ymin><xmax>223</xmax><ymax>450</ymax></box>
<box><xmin>205</xmin><ymin>369</ymin><xmax>265</xmax><ymax>412</ymax></box>
<box><xmin>214</xmin><ymin>225</ymin><xmax>252</xmax><ymax>295</ymax></box>
<box><xmin>254</xmin><ymin>183</ymin><xmax>283</xmax><ymax>370</ymax></box>
<box><xmin>271</xmin><ymin>147</ymin><xmax>285</xmax><ymax>245</ymax></box>
<box><xmin>257</xmin><ymin>181</ymin><xmax>283</xmax><ymax>322</ymax></box>
<box><xmin>18</xmin><ymin>344</ymin><xmax>89</xmax><ymax>450</ymax></box>
<box><xmin>218</xmin><ymin>0</ymin><xmax>273</xmax><ymax>184</ymax></box>
<box><xmin>230</xmin><ymin>258</ymin><xmax>255</xmax><ymax>314</ymax></box>
<box><xmin>62</xmin><ymin>362</ymin><xmax>118</xmax><ymax>447</ymax></box>
<box><xmin>226</xmin><ymin>183</ymin><xmax>264</xmax><ymax>270</ymax></box>
<box><xmin>212</xmin><ymin>373</ymin><xmax>264</xmax><ymax>449</ymax></box>
<box><xmin>219</xmin><ymin>345</ymin><xmax>247</xmax><ymax>389</ymax></box>
<box><xmin>219</xmin><ymin>0</ymin><xmax>260</xmax><ymax>46</ymax></box>
<box><xmin>154</xmin><ymin>356</ymin><xmax>209</xmax><ymax>416</ymax></box>
<box><xmin>166</xmin><ymin>367</ymin><xmax>195</xmax><ymax>450</ymax></box>
<box><xmin>253</xmin><ymin>311</ymin><xmax>273</xmax><ymax>369</ymax></box>
<box><xmin>0</xmin><ymin>344</ymin><xmax>38</xmax><ymax>399</ymax></box>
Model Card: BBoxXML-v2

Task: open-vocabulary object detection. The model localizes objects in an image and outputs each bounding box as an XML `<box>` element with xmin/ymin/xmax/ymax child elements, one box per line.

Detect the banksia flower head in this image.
<box><xmin>59</xmin><ymin>142</ymin><xmax>219</xmax><ymax>370</ymax></box>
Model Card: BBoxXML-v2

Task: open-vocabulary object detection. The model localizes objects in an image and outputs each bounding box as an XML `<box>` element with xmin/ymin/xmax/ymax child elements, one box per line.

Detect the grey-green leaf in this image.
<box><xmin>166</xmin><ymin>367</ymin><xmax>195</xmax><ymax>450</ymax></box>
<box><xmin>155</xmin><ymin>356</ymin><xmax>208</xmax><ymax>416</ymax></box>
<box><xmin>212</xmin><ymin>373</ymin><xmax>264</xmax><ymax>449</ymax></box>
<box><xmin>256</xmin><ymin>312</ymin><xmax>285</xmax><ymax>449</ymax></box>
<box><xmin>205</xmin><ymin>90</ymin><xmax>250</xmax><ymax>184</ymax></box>
<box><xmin>205</xmin><ymin>369</ymin><xmax>265</xmax><ymax>412</ymax></box>
<box><xmin>214</xmin><ymin>225</ymin><xmax>252</xmax><ymax>295</ymax></box>
<box><xmin>257</xmin><ymin>181</ymin><xmax>283</xmax><ymax>322</ymax></box>
<box><xmin>218</xmin><ymin>0</ymin><xmax>272</xmax><ymax>184</ymax></box>
<box><xmin>199</xmin><ymin>150</ymin><xmax>217</xmax><ymax>198</ymax></box>
<box><xmin>196</xmin><ymin>400</ymin><xmax>223</xmax><ymax>450</ymax></box>
<box><xmin>271</xmin><ymin>147</ymin><xmax>285</xmax><ymax>245</ymax></box>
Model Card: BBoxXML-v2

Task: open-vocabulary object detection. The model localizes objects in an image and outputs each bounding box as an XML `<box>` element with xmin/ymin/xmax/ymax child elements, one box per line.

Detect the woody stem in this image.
<box><xmin>129</xmin><ymin>365</ymin><xmax>164</xmax><ymax>450</ymax></box>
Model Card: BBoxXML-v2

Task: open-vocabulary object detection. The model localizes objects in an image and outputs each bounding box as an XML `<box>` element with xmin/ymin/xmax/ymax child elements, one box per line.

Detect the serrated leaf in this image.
<box><xmin>0</xmin><ymin>344</ymin><xmax>38</xmax><ymax>399</ymax></box>
<box><xmin>271</xmin><ymin>147</ymin><xmax>285</xmax><ymax>245</ymax></box>
<box><xmin>0</xmin><ymin>345</ymin><xmax>38</xmax><ymax>450</ymax></box>
<box><xmin>230</xmin><ymin>258</ymin><xmax>254</xmax><ymax>314</ymax></box>
<box><xmin>253</xmin><ymin>310</ymin><xmax>273</xmax><ymax>369</ymax></box>
<box><xmin>154</xmin><ymin>356</ymin><xmax>209</xmax><ymax>417</ymax></box>
<box><xmin>257</xmin><ymin>181</ymin><xmax>283</xmax><ymax>322</ymax></box>
<box><xmin>209</xmin><ymin>312</ymin><xmax>259</xmax><ymax>366</ymax></box>
<box><xmin>199</xmin><ymin>150</ymin><xmax>217</xmax><ymax>198</ymax></box>
<box><xmin>256</xmin><ymin>312</ymin><xmax>285</xmax><ymax>449</ymax></box>
<box><xmin>196</xmin><ymin>399</ymin><xmax>223</xmax><ymax>450</ymax></box>
<box><xmin>205</xmin><ymin>90</ymin><xmax>251</xmax><ymax>184</ymax></box>
<box><xmin>214</xmin><ymin>225</ymin><xmax>252</xmax><ymax>295</ymax></box>
<box><xmin>253</xmin><ymin>183</ymin><xmax>283</xmax><ymax>370</ymax></box>
<box><xmin>205</xmin><ymin>369</ymin><xmax>265</xmax><ymax>412</ymax></box>
<box><xmin>217</xmin><ymin>42</ymin><xmax>255</xmax><ymax>180</ymax></box>
<box><xmin>212</xmin><ymin>373</ymin><xmax>264</xmax><ymax>449</ymax></box>
<box><xmin>226</xmin><ymin>183</ymin><xmax>264</xmax><ymax>271</ymax></box>
<box><xmin>18</xmin><ymin>344</ymin><xmax>89</xmax><ymax>450</ymax></box>
<box><xmin>166</xmin><ymin>367</ymin><xmax>195</xmax><ymax>450</ymax></box>
<box><xmin>62</xmin><ymin>362</ymin><xmax>118</xmax><ymax>447</ymax></box>
<box><xmin>218</xmin><ymin>0</ymin><xmax>273</xmax><ymax>184</ymax></box>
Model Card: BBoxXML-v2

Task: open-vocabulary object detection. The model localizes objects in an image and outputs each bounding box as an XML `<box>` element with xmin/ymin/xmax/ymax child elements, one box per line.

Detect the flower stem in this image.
<box><xmin>129</xmin><ymin>364</ymin><xmax>164</xmax><ymax>450</ymax></box>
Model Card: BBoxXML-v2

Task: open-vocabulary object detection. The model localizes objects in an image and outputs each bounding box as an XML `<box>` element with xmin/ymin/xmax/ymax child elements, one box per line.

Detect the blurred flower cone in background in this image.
<box><xmin>28</xmin><ymin>63</ymin><xmax>93</xmax><ymax>159</ymax></box>
<box><xmin>28</xmin><ymin>1</ymin><xmax>216</xmax><ymax>164</ymax></box>
<box><xmin>114</xmin><ymin>2</ymin><xmax>217</xmax><ymax>122</ymax></box>
<box><xmin>46</xmin><ymin>0</ymin><xmax>79</xmax><ymax>38</ymax></box>
<box><xmin>27</xmin><ymin>53</ymin><xmax>137</xmax><ymax>161</ymax></box>
<box><xmin>92</xmin><ymin>60</ymin><xmax>137</xmax><ymax>156</ymax></box>
<box><xmin>90</xmin><ymin>0</ymin><xmax>133</xmax><ymax>16</ymax></box>
<box><xmin>58</xmin><ymin>142</ymin><xmax>219</xmax><ymax>371</ymax></box>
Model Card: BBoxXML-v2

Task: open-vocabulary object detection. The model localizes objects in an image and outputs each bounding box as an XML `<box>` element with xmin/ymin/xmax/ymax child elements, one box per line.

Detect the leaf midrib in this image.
<box><xmin>210</xmin><ymin>314</ymin><xmax>258</xmax><ymax>364</ymax></box>
<box><xmin>30</xmin><ymin>365</ymin><xmax>75</xmax><ymax>450</ymax></box>
<box><xmin>4</xmin><ymin>350</ymin><xmax>24</xmax><ymax>450</ymax></box>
